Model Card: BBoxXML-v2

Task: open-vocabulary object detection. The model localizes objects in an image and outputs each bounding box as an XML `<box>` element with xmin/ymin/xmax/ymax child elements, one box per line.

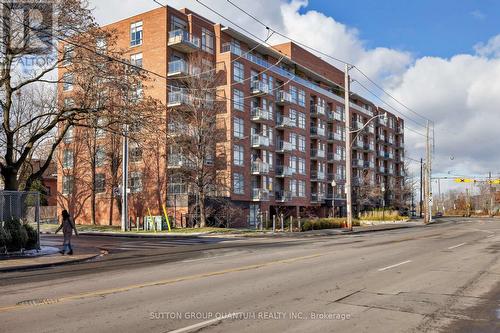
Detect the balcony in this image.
<box><xmin>251</xmin><ymin>134</ymin><xmax>270</xmax><ymax>148</ymax></box>
<box><xmin>252</xmin><ymin>188</ymin><xmax>270</xmax><ymax>201</ymax></box>
<box><xmin>310</xmin><ymin>104</ymin><xmax>326</xmax><ymax>117</ymax></box>
<box><xmin>333</xmin><ymin>112</ymin><xmax>344</xmax><ymax>122</ymax></box>
<box><xmin>275</xmin><ymin>90</ymin><xmax>292</xmax><ymax>105</ymax></box>
<box><xmin>364</xmin><ymin>161</ymin><xmax>375</xmax><ymax>169</ymax></box>
<box><xmin>251</xmin><ymin>80</ymin><xmax>270</xmax><ymax>95</ymax></box>
<box><xmin>251</xmin><ymin>161</ymin><xmax>270</xmax><ymax>175</ymax></box>
<box><xmin>167</xmin><ymin>155</ymin><xmax>194</xmax><ymax>169</ymax></box>
<box><xmin>354</xmin><ymin>121</ymin><xmax>364</xmax><ymax>130</ymax></box>
<box><xmin>311</xmin><ymin>170</ymin><xmax>326</xmax><ymax>181</ymax></box>
<box><xmin>311</xmin><ymin>148</ymin><xmax>326</xmax><ymax>159</ymax></box>
<box><xmin>353</xmin><ymin>139</ymin><xmax>364</xmax><ymax>149</ymax></box>
<box><xmin>388</xmin><ymin>169</ymin><xmax>394</xmax><ymax>175</ymax></box>
<box><xmin>167</xmin><ymin>59</ymin><xmax>190</xmax><ymax>77</ymax></box>
<box><xmin>367</xmin><ymin>125</ymin><xmax>375</xmax><ymax>134</ymax></box>
<box><xmin>364</xmin><ymin>143</ymin><xmax>375</xmax><ymax>151</ymax></box>
<box><xmin>168</xmin><ymin>29</ymin><xmax>200</xmax><ymax>53</ymax></box>
<box><xmin>276</xmin><ymin>114</ymin><xmax>294</xmax><ymax>128</ymax></box>
<box><xmin>352</xmin><ymin>159</ymin><xmax>364</xmax><ymax>168</ymax></box>
<box><xmin>251</xmin><ymin>107</ymin><xmax>272</xmax><ymax>122</ymax></box>
<box><xmin>335</xmin><ymin>173</ymin><xmax>345</xmax><ymax>182</ymax></box>
<box><xmin>276</xmin><ymin>140</ymin><xmax>293</xmax><ymax>153</ymax></box>
<box><xmin>310</xmin><ymin>126</ymin><xmax>326</xmax><ymax>138</ymax></box>
<box><xmin>377</xmin><ymin>134</ymin><xmax>386</xmax><ymax>142</ymax></box>
<box><xmin>327</xmin><ymin>152</ymin><xmax>344</xmax><ymax>161</ymax></box>
<box><xmin>276</xmin><ymin>191</ymin><xmax>293</xmax><ymax>202</ymax></box>
<box><xmin>168</xmin><ymin>90</ymin><xmax>192</xmax><ymax>107</ymax></box>
<box><xmin>379</xmin><ymin>166</ymin><xmax>386</xmax><ymax>173</ymax></box>
<box><xmin>275</xmin><ymin>165</ymin><xmax>294</xmax><ymax>177</ymax></box>
<box><xmin>311</xmin><ymin>193</ymin><xmax>325</xmax><ymax>203</ymax></box>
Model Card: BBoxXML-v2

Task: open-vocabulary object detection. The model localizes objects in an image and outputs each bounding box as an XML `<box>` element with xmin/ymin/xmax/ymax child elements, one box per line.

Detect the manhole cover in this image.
<box><xmin>17</xmin><ymin>298</ymin><xmax>59</xmax><ymax>306</ymax></box>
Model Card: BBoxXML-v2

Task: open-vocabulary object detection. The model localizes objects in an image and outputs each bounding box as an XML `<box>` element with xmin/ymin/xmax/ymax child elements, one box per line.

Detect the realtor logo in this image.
<box><xmin>1</xmin><ymin>0</ymin><xmax>55</xmax><ymax>55</ymax></box>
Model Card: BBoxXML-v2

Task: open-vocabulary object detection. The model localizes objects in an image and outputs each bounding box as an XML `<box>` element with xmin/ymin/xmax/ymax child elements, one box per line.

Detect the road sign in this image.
<box><xmin>455</xmin><ymin>178</ymin><xmax>475</xmax><ymax>183</ymax></box>
<box><xmin>488</xmin><ymin>179</ymin><xmax>500</xmax><ymax>185</ymax></box>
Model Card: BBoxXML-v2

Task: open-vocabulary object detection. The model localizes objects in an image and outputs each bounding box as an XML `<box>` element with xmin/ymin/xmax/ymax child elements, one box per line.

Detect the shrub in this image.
<box><xmin>0</xmin><ymin>219</ymin><xmax>38</xmax><ymax>252</ymax></box>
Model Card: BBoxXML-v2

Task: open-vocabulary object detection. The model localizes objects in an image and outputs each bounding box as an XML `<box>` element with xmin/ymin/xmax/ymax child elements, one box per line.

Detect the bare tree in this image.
<box><xmin>166</xmin><ymin>54</ymin><xmax>226</xmax><ymax>228</ymax></box>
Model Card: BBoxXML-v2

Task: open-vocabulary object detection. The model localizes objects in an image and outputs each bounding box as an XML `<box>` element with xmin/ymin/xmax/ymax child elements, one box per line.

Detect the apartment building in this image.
<box><xmin>57</xmin><ymin>6</ymin><xmax>405</xmax><ymax>227</ymax></box>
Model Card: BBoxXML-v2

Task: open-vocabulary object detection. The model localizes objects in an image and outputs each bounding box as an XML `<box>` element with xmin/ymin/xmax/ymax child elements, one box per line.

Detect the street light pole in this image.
<box><xmin>331</xmin><ymin>180</ymin><xmax>337</xmax><ymax>217</ymax></box>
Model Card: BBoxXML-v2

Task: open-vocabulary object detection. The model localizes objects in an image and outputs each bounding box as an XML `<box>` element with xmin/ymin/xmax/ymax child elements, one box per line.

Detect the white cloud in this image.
<box><xmin>471</xmin><ymin>10</ymin><xmax>486</xmax><ymax>20</ymax></box>
<box><xmin>474</xmin><ymin>35</ymin><xmax>500</xmax><ymax>58</ymax></box>
<box><xmin>88</xmin><ymin>0</ymin><xmax>500</xmax><ymax>190</ymax></box>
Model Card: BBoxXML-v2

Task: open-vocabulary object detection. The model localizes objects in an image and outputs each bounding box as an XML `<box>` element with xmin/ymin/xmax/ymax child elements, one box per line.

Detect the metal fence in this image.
<box><xmin>0</xmin><ymin>191</ymin><xmax>41</xmax><ymax>249</ymax></box>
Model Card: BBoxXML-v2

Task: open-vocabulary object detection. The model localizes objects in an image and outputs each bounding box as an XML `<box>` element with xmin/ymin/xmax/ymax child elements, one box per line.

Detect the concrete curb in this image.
<box><xmin>0</xmin><ymin>253</ymin><xmax>101</xmax><ymax>273</ymax></box>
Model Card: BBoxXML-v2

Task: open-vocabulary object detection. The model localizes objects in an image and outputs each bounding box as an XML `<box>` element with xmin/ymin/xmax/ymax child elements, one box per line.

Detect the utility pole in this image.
<box><xmin>489</xmin><ymin>171</ymin><xmax>494</xmax><ymax>217</ymax></box>
<box><xmin>344</xmin><ymin>64</ymin><xmax>353</xmax><ymax>231</ymax></box>
<box><xmin>420</xmin><ymin>158</ymin><xmax>423</xmax><ymax>218</ymax></box>
<box><xmin>424</xmin><ymin>121</ymin><xmax>432</xmax><ymax>224</ymax></box>
<box><xmin>121</xmin><ymin>123</ymin><xmax>129</xmax><ymax>232</ymax></box>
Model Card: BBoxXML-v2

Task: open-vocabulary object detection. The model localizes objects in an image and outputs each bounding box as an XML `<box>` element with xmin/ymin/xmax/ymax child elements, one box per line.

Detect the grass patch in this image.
<box><xmin>359</xmin><ymin>210</ymin><xmax>407</xmax><ymax>222</ymax></box>
<box><xmin>301</xmin><ymin>218</ymin><xmax>360</xmax><ymax>231</ymax></box>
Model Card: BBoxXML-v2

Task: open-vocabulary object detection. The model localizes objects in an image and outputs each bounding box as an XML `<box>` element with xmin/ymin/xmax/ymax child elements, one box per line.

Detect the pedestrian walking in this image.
<box><xmin>55</xmin><ymin>210</ymin><xmax>78</xmax><ymax>255</ymax></box>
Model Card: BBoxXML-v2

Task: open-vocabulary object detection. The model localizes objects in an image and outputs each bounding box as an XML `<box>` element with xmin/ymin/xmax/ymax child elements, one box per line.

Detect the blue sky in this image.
<box><xmin>306</xmin><ymin>0</ymin><xmax>500</xmax><ymax>58</ymax></box>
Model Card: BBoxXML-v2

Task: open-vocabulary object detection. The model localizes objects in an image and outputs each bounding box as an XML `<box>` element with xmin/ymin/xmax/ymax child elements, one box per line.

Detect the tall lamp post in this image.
<box><xmin>381</xmin><ymin>184</ymin><xmax>386</xmax><ymax>220</ymax></box>
<box><xmin>331</xmin><ymin>180</ymin><xmax>337</xmax><ymax>217</ymax></box>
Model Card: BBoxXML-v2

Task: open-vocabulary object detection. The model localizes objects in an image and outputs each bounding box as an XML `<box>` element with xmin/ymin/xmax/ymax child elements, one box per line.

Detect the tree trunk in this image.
<box><xmin>198</xmin><ymin>190</ymin><xmax>206</xmax><ymax>228</ymax></box>
<box><xmin>1</xmin><ymin>166</ymin><xmax>19</xmax><ymax>190</ymax></box>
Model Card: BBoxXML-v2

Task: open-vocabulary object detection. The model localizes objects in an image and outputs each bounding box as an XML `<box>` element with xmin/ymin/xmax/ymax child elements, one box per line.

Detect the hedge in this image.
<box><xmin>301</xmin><ymin>218</ymin><xmax>360</xmax><ymax>231</ymax></box>
<box><xmin>0</xmin><ymin>219</ymin><xmax>38</xmax><ymax>253</ymax></box>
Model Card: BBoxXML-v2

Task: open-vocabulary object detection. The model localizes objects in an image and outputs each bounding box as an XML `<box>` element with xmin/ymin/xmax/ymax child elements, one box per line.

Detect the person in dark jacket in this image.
<box><xmin>55</xmin><ymin>210</ymin><xmax>78</xmax><ymax>255</ymax></box>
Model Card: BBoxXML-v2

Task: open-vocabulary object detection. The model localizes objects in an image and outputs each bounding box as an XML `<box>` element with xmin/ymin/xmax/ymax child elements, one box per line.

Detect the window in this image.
<box><xmin>298</xmin><ymin>89</ymin><xmax>306</xmax><ymax>107</ymax></box>
<box><xmin>290</xmin><ymin>86</ymin><xmax>298</xmax><ymax>104</ymax></box>
<box><xmin>298</xmin><ymin>112</ymin><xmax>306</xmax><ymax>129</ymax></box>
<box><xmin>63</xmin><ymin>149</ymin><xmax>73</xmax><ymax>168</ymax></box>
<box><xmin>63</xmin><ymin>45</ymin><xmax>74</xmax><ymax>66</ymax></box>
<box><xmin>63</xmin><ymin>126</ymin><xmax>73</xmax><ymax>144</ymax></box>
<box><xmin>298</xmin><ymin>135</ymin><xmax>306</xmax><ymax>152</ymax></box>
<box><xmin>129</xmin><ymin>142</ymin><xmax>142</xmax><ymax>163</ymax></box>
<box><xmin>130</xmin><ymin>172</ymin><xmax>143</xmax><ymax>192</ymax></box>
<box><xmin>298</xmin><ymin>180</ymin><xmax>306</xmax><ymax>197</ymax></box>
<box><xmin>201</xmin><ymin>28</ymin><xmax>214</xmax><ymax>54</ymax></box>
<box><xmin>62</xmin><ymin>73</ymin><xmax>74</xmax><ymax>91</ymax></box>
<box><xmin>289</xmin><ymin>156</ymin><xmax>297</xmax><ymax>173</ymax></box>
<box><xmin>233</xmin><ymin>117</ymin><xmax>244</xmax><ymax>138</ymax></box>
<box><xmin>96</xmin><ymin>118</ymin><xmax>106</xmax><ymax>138</ymax></box>
<box><xmin>298</xmin><ymin>158</ymin><xmax>306</xmax><ymax>175</ymax></box>
<box><xmin>62</xmin><ymin>176</ymin><xmax>73</xmax><ymax>195</ymax></box>
<box><xmin>289</xmin><ymin>179</ymin><xmax>297</xmax><ymax>196</ymax></box>
<box><xmin>233</xmin><ymin>144</ymin><xmax>244</xmax><ymax>166</ymax></box>
<box><xmin>233</xmin><ymin>62</ymin><xmax>244</xmax><ymax>83</ymax></box>
<box><xmin>131</xmin><ymin>53</ymin><xmax>143</xmax><ymax>68</ymax></box>
<box><xmin>130</xmin><ymin>21</ymin><xmax>143</xmax><ymax>46</ymax></box>
<box><xmin>233</xmin><ymin>89</ymin><xmax>244</xmax><ymax>111</ymax></box>
<box><xmin>95</xmin><ymin>147</ymin><xmax>106</xmax><ymax>167</ymax></box>
<box><xmin>95</xmin><ymin>173</ymin><xmax>105</xmax><ymax>193</ymax></box>
<box><xmin>289</xmin><ymin>133</ymin><xmax>297</xmax><ymax>150</ymax></box>
<box><xmin>289</xmin><ymin>109</ymin><xmax>297</xmax><ymax>126</ymax></box>
<box><xmin>233</xmin><ymin>173</ymin><xmax>244</xmax><ymax>194</ymax></box>
<box><xmin>96</xmin><ymin>37</ymin><xmax>107</xmax><ymax>54</ymax></box>
<box><xmin>130</xmin><ymin>82</ymin><xmax>143</xmax><ymax>103</ymax></box>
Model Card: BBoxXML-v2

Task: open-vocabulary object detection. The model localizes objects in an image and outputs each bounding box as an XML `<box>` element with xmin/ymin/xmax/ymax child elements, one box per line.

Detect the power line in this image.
<box><xmin>223</xmin><ymin>0</ymin><xmax>434</xmax><ymax>124</ymax></box>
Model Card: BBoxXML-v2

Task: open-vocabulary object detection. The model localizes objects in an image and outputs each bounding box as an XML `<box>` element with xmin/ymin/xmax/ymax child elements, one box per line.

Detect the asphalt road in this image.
<box><xmin>0</xmin><ymin>218</ymin><xmax>498</xmax><ymax>333</ymax></box>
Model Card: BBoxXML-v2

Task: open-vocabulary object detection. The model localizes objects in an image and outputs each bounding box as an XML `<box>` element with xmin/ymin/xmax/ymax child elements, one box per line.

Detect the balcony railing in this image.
<box><xmin>335</xmin><ymin>173</ymin><xmax>345</xmax><ymax>181</ymax></box>
<box><xmin>168</xmin><ymin>29</ymin><xmax>200</xmax><ymax>52</ymax></box>
<box><xmin>310</xmin><ymin>104</ymin><xmax>326</xmax><ymax>116</ymax></box>
<box><xmin>168</xmin><ymin>90</ymin><xmax>192</xmax><ymax>107</ymax></box>
<box><xmin>276</xmin><ymin>114</ymin><xmax>294</xmax><ymax>128</ymax></box>
<box><xmin>275</xmin><ymin>90</ymin><xmax>292</xmax><ymax>104</ymax></box>
<box><xmin>378</xmin><ymin>134</ymin><xmax>386</xmax><ymax>141</ymax></box>
<box><xmin>251</xmin><ymin>134</ymin><xmax>270</xmax><ymax>148</ymax></box>
<box><xmin>275</xmin><ymin>165</ymin><xmax>294</xmax><ymax>177</ymax></box>
<box><xmin>310</xmin><ymin>126</ymin><xmax>326</xmax><ymax>137</ymax></box>
<box><xmin>276</xmin><ymin>191</ymin><xmax>293</xmax><ymax>202</ymax></box>
<box><xmin>251</xmin><ymin>161</ymin><xmax>270</xmax><ymax>175</ymax></box>
<box><xmin>168</xmin><ymin>59</ymin><xmax>190</xmax><ymax>77</ymax></box>
<box><xmin>364</xmin><ymin>143</ymin><xmax>375</xmax><ymax>151</ymax></box>
<box><xmin>364</xmin><ymin>161</ymin><xmax>375</xmax><ymax>169</ymax></box>
<box><xmin>251</xmin><ymin>107</ymin><xmax>272</xmax><ymax>122</ymax></box>
<box><xmin>251</xmin><ymin>80</ymin><xmax>271</xmax><ymax>95</ymax></box>
<box><xmin>276</xmin><ymin>140</ymin><xmax>293</xmax><ymax>152</ymax></box>
<box><xmin>379</xmin><ymin>166</ymin><xmax>386</xmax><ymax>173</ymax></box>
<box><xmin>311</xmin><ymin>170</ymin><xmax>326</xmax><ymax>181</ymax></box>
<box><xmin>333</xmin><ymin>112</ymin><xmax>344</xmax><ymax>121</ymax></box>
<box><xmin>353</xmin><ymin>159</ymin><xmax>364</xmax><ymax>167</ymax></box>
<box><xmin>311</xmin><ymin>193</ymin><xmax>325</xmax><ymax>203</ymax></box>
<box><xmin>367</xmin><ymin>125</ymin><xmax>375</xmax><ymax>134</ymax></box>
<box><xmin>327</xmin><ymin>152</ymin><xmax>344</xmax><ymax>161</ymax></box>
<box><xmin>311</xmin><ymin>149</ymin><xmax>326</xmax><ymax>159</ymax></box>
<box><xmin>167</xmin><ymin>155</ymin><xmax>194</xmax><ymax>168</ymax></box>
<box><xmin>252</xmin><ymin>188</ymin><xmax>270</xmax><ymax>201</ymax></box>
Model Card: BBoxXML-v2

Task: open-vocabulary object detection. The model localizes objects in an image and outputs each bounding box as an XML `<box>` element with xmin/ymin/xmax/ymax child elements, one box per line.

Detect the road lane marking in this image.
<box><xmin>0</xmin><ymin>252</ymin><xmax>325</xmax><ymax>313</ymax></box>
<box><xmin>168</xmin><ymin>312</ymin><xmax>242</xmax><ymax>333</ymax></box>
<box><xmin>447</xmin><ymin>242</ymin><xmax>466</xmax><ymax>250</ymax></box>
<box><xmin>378</xmin><ymin>260</ymin><xmax>412</xmax><ymax>272</ymax></box>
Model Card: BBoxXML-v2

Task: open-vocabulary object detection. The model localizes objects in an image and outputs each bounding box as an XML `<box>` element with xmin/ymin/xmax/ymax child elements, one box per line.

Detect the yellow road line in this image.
<box><xmin>0</xmin><ymin>252</ymin><xmax>324</xmax><ymax>313</ymax></box>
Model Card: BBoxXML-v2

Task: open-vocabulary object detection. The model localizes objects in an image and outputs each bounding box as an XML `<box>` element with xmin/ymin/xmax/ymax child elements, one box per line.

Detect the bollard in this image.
<box><xmin>272</xmin><ymin>215</ymin><xmax>276</xmax><ymax>233</ymax></box>
<box><xmin>298</xmin><ymin>216</ymin><xmax>301</xmax><ymax>232</ymax></box>
<box><xmin>290</xmin><ymin>217</ymin><xmax>293</xmax><ymax>232</ymax></box>
<box><xmin>280</xmin><ymin>214</ymin><xmax>284</xmax><ymax>232</ymax></box>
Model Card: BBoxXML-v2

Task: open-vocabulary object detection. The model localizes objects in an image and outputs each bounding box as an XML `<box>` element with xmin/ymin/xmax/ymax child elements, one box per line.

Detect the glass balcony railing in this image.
<box><xmin>251</xmin><ymin>107</ymin><xmax>272</xmax><ymax>122</ymax></box>
<box><xmin>168</xmin><ymin>29</ymin><xmax>200</xmax><ymax>52</ymax></box>
<box><xmin>251</xmin><ymin>161</ymin><xmax>270</xmax><ymax>175</ymax></box>
<box><xmin>275</xmin><ymin>165</ymin><xmax>294</xmax><ymax>177</ymax></box>
<box><xmin>252</xmin><ymin>188</ymin><xmax>270</xmax><ymax>201</ymax></box>
<box><xmin>251</xmin><ymin>134</ymin><xmax>270</xmax><ymax>148</ymax></box>
<box><xmin>276</xmin><ymin>140</ymin><xmax>293</xmax><ymax>152</ymax></box>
